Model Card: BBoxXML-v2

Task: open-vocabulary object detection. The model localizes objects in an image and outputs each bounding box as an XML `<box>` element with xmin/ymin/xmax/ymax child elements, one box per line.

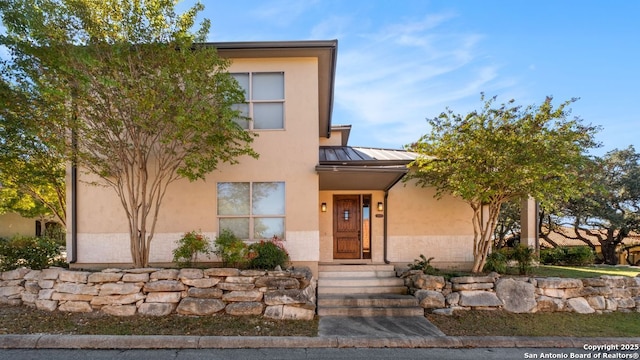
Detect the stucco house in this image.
<box><xmin>66</xmin><ymin>40</ymin><xmax>493</xmax><ymax>275</ymax></box>
<box><xmin>0</xmin><ymin>212</ymin><xmax>61</xmax><ymax>240</ymax></box>
<box><xmin>0</xmin><ymin>212</ymin><xmax>38</xmax><ymax>239</ymax></box>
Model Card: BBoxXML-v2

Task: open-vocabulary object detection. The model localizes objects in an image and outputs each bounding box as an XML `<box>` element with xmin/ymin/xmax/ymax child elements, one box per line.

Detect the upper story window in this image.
<box><xmin>231</xmin><ymin>72</ymin><xmax>285</xmax><ymax>130</ymax></box>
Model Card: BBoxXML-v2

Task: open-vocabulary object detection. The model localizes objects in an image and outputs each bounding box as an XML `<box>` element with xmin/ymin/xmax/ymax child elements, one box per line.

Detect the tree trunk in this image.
<box><xmin>600</xmin><ymin>240</ymin><xmax>618</xmax><ymax>265</ymax></box>
<box><xmin>471</xmin><ymin>202</ymin><xmax>502</xmax><ymax>273</ymax></box>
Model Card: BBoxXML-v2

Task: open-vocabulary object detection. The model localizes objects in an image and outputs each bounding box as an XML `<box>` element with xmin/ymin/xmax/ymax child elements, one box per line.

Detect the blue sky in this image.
<box><xmin>1</xmin><ymin>1</ymin><xmax>636</xmax><ymax>154</ymax></box>
<box><xmin>190</xmin><ymin>0</ymin><xmax>639</xmax><ymax>154</ymax></box>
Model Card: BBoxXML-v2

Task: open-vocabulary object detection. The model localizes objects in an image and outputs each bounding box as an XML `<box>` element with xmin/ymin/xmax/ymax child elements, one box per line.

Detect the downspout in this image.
<box><xmin>69</xmin><ymin>96</ymin><xmax>78</xmax><ymax>264</ymax></box>
<box><xmin>383</xmin><ymin>171</ymin><xmax>409</xmax><ymax>265</ymax></box>
<box><xmin>383</xmin><ymin>190</ymin><xmax>390</xmax><ymax>264</ymax></box>
<box><xmin>70</xmin><ymin>162</ymin><xmax>77</xmax><ymax>264</ymax></box>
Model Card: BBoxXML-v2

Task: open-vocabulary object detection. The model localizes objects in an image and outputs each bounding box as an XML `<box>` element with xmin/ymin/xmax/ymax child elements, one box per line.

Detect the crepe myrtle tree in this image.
<box><xmin>0</xmin><ymin>0</ymin><xmax>258</xmax><ymax>267</ymax></box>
<box><xmin>405</xmin><ymin>94</ymin><xmax>599</xmax><ymax>273</ymax></box>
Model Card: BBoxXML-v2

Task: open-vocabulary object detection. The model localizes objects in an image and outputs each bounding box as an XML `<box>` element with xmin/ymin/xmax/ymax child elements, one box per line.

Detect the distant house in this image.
<box><xmin>0</xmin><ymin>212</ymin><xmax>61</xmax><ymax>239</ymax></box>
<box><xmin>66</xmin><ymin>40</ymin><xmax>486</xmax><ymax>274</ymax></box>
<box><xmin>541</xmin><ymin>227</ymin><xmax>640</xmax><ymax>265</ymax></box>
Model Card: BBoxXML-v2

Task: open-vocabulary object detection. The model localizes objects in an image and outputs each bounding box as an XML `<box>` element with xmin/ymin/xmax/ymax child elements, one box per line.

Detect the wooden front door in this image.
<box><xmin>333</xmin><ymin>195</ymin><xmax>361</xmax><ymax>259</ymax></box>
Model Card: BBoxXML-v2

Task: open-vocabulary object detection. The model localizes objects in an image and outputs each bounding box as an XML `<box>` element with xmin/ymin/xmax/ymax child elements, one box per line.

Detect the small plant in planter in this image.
<box><xmin>172</xmin><ymin>231</ymin><xmax>211</xmax><ymax>268</ymax></box>
<box><xmin>247</xmin><ymin>236</ymin><xmax>289</xmax><ymax>270</ymax></box>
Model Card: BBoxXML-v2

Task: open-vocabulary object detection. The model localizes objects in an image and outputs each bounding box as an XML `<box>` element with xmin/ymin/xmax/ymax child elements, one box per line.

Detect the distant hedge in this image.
<box><xmin>540</xmin><ymin>246</ymin><xmax>595</xmax><ymax>266</ymax></box>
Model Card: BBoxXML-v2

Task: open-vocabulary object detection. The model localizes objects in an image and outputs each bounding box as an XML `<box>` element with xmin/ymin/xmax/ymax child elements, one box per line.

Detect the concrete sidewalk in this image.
<box><xmin>2</xmin><ymin>334</ymin><xmax>639</xmax><ymax>349</ymax></box>
<box><xmin>1</xmin><ymin>315</ymin><xmax>639</xmax><ymax>349</ymax></box>
<box><xmin>318</xmin><ymin>316</ymin><xmax>446</xmax><ymax>337</ymax></box>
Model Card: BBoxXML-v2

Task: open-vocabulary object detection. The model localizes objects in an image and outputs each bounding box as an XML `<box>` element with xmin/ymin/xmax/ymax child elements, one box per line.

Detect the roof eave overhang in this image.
<box><xmin>320</xmin><ymin>160</ymin><xmax>412</xmax><ymax>166</ymax></box>
<box><xmin>316</xmin><ymin>165</ymin><xmax>409</xmax><ymax>191</ymax></box>
<box><xmin>209</xmin><ymin>40</ymin><xmax>337</xmax><ymax>139</ymax></box>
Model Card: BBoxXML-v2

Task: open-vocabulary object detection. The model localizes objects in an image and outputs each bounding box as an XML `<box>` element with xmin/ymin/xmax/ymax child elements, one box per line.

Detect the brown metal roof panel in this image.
<box><xmin>323</xmin><ymin>148</ymin><xmax>338</xmax><ymax>161</ymax></box>
<box><xmin>345</xmin><ymin>147</ymin><xmax>371</xmax><ymax>161</ymax></box>
<box><xmin>334</xmin><ymin>147</ymin><xmax>350</xmax><ymax>161</ymax></box>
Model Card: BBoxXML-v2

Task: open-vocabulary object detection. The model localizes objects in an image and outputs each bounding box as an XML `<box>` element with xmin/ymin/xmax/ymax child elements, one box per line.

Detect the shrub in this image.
<box><xmin>213</xmin><ymin>229</ymin><xmax>248</xmax><ymax>268</ymax></box>
<box><xmin>540</xmin><ymin>246</ymin><xmax>595</xmax><ymax>266</ymax></box>
<box><xmin>408</xmin><ymin>254</ymin><xmax>437</xmax><ymax>274</ymax></box>
<box><xmin>483</xmin><ymin>250</ymin><xmax>508</xmax><ymax>273</ymax></box>
<box><xmin>565</xmin><ymin>246</ymin><xmax>595</xmax><ymax>266</ymax></box>
<box><xmin>511</xmin><ymin>244</ymin><xmax>536</xmax><ymax>275</ymax></box>
<box><xmin>540</xmin><ymin>247</ymin><xmax>567</xmax><ymax>265</ymax></box>
<box><xmin>247</xmin><ymin>236</ymin><xmax>289</xmax><ymax>270</ymax></box>
<box><xmin>0</xmin><ymin>235</ymin><xmax>66</xmax><ymax>271</ymax></box>
<box><xmin>172</xmin><ymin>231</ymin><xmax>211</xmax><ymax>267</ymax></box>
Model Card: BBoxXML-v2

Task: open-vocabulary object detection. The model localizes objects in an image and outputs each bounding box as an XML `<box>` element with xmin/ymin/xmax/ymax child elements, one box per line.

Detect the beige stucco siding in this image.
<box><xmin>0</xmin><ymin>212</ymin><xmax>36</xmax><ymax>238</ymax></box>
<box><xmin>69</xmin><ymin>57</ymin><xmax>321</xmax><ymax>265</ymax></box>
<box><xmin>318</xmin><ymin>184</ymin><xmax>475</xmax><ymax>269</ymax></box>
<box><xmin>386</xmin><ymin>180</ymin><xmax>475</xmax><ymax>269</ymax></box>
<box><xmin>318</xmin><ymin>190</ymin><xmax>386</xmax><ymax>263</ymax></box>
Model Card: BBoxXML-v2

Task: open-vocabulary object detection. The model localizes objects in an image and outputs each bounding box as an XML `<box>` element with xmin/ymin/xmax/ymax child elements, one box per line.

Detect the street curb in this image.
<box><xmin>2</xmin><ymin>335</ymin><xmax>640</xmax><ymax>349</ymax></box>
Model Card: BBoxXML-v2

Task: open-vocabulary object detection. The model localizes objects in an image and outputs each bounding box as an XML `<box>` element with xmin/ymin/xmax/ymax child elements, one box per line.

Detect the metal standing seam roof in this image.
<box><xmin>319</xmin><ymin>146</ymin><xmax>417</xmax><ymax>165</ymax></box>
<box><xmin>317</xmin><ymin>146</ymin><xmax>418</xmax><ymax>190</ymax></box>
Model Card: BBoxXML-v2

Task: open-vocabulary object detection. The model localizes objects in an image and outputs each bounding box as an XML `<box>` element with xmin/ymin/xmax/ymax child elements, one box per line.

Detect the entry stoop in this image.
<box><xmin>317</xmin><ymin>264</ymin><xmax>424</xmax><ymax>317</ymax></box>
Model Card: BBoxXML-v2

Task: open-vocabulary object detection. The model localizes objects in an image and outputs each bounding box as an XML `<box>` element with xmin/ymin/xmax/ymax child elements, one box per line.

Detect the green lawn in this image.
<box><xmin>428</xmin><ymin>310</ymin><xmax>640</xmax><ymax>337</ymax></box>
<box><xmin>437</xmin><ymin>264</ymin><xmax>640</xmax><ymax>279</ymax></box>
<box><xmin>530</xmin><ymin>265</ymin><xmax>640</xmax><ymax>278</ymax></box>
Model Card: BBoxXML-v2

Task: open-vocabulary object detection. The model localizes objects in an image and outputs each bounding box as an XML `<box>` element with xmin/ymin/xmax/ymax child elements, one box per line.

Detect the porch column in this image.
<box><xmin>520</xmin><ymin>197</ymin><xmax>538</xmax><ymax>251</ymax></box>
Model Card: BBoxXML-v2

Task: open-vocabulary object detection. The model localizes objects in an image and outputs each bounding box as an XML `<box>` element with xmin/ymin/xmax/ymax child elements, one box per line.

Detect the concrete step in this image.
<box><xmin>318</xmin><ymin>276</ymin><xmax>404</xmax><ymax>288</ymax></box>
<box><xmin>318</xmin><ymin>264</ymin><xmax>396</xmax><ymax>272</ymax></box>
<box><xmin>318</xmin><ymin>270</ymin><xmax>398</xmax><ymax>278</ymax></box>
<box><xmin>318</xmin><ymin>294</ymin><xmax>419</xmax><ymax>308</ymax></box>
<box><xmin>316</xmin><ymin>265</ymin><xmax>419</xmax><ymax>317</ymax></box>
<box><xmin>317</xmin><ymin>294</ymin><xmax>423</xmax><ymax>317</ymax></box>
<box><xmin>318</xmin><ymin>285</ymin><xmax>408</xmax><ymax>295</ymax></box>
<box><xmin>317</xmin><ymin>306</ymin><xmax>424</xmax><ymax>317</ymax></box>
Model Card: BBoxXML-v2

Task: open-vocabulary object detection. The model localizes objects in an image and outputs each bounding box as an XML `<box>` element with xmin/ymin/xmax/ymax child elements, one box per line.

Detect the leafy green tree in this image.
<box><xmin>556</xmin><ymin>146</ymin><xmax>640</xmax><ymax>265</ymax></box>
<box><xmin>494</xmin><ymin>200</ymin><xmax>521</xmax><ymax>249</ymax></box>
<box><xmin>406</xmin><ymin>94</ymin><xmax>599</xmax><ymax>273</ymax></box>
<box><xmin>0</xmin><ymin>0</ymin><xmax>258</xmax><ymax>267</ymax></box>
<box><xmin>0</xmin><ymin>80</ymin><xmax>66</xmax><ymax>224</ymax></box>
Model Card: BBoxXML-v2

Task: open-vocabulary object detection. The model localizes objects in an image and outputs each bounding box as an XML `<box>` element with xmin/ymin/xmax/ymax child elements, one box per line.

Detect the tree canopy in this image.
<box><xmin>0</xmin><ymin>65</ymin><xmax>66</xmax><ymax>224</ymax></box>
<box><xmin>0</xmin><ymin>0</ymin><xmax>258</xmax><ymax>267</ymax></box>
<box><xmin>406</xmin><ymin>94</ymin><xmax>599</xmax><ymax>273</ymax></box>
<box><xmin>551</xmin><ymin>146</ymin><xmax>640</xmax><ymax>264</ymax></box>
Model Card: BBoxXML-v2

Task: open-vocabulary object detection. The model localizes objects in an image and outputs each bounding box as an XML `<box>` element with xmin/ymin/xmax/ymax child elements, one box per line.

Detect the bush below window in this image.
<box><xmin>172</xmin><ymin>231</ymin><xmax>211</xmax><ymax>268</ymax></box>
<box><xmin>213</xmin><ymin>230</ymin><xmax>248</xmax><ymax>268</ymax></box>
<box><xmin>247</xmin><ymin>236</ymin><xmax>289</xmax><ymax>270</ymax></box>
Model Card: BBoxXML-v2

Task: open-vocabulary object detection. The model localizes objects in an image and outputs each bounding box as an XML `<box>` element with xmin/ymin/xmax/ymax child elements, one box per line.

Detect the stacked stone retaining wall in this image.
<box><xmin>403</xmin><ymin>270</ymin><xmax>640</xmax><ymax>315</ymax></box>
<box><xmin>0</xmin><ymin>267</ymin><xmax>316</xmax><ymax>320</ymax></box>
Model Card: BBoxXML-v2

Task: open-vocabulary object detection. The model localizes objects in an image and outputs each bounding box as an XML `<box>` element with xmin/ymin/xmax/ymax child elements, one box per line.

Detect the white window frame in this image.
<box><xmin>232</xmin><ymin>72</ymin><xmax>285</xmax><ymax>130</ymax></box>
<box><xmin>217</xmin><ymin>181</ymin><xmax>286</xmax><ymax>241</ymax></box>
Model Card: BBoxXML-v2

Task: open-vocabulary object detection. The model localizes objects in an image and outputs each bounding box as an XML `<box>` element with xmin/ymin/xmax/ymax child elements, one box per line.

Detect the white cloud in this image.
<box><xmin>309</xmin><ymin>15</ymin><xmax>351</xmax><ymax>40</ymax></box>
<box><xmin>250</xmin><ymin>0</ymin><xmax>319</xmax><ymax>27</ymax></box>
<box><xmin>331</xmin><ymin>11</ymin><xmax>513</xmax><ymax>148</ymax></box>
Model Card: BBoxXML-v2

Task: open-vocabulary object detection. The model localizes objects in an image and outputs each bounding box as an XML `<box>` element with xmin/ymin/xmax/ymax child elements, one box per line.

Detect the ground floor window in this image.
<box><xmin>217</xmin><ymin>182</ymin><xmax>285</xmax><ymax>240</ymax></box>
